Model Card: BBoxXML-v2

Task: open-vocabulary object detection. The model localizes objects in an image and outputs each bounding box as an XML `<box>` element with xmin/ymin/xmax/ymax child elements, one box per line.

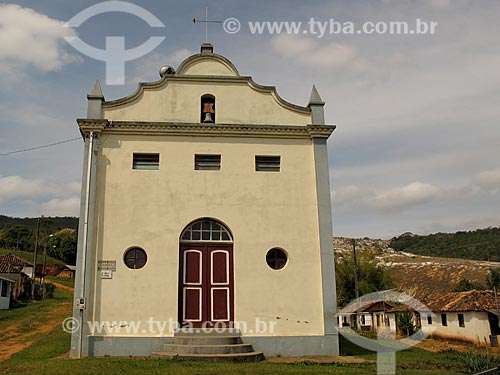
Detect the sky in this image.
<box><xmin>0</xmin><ymin>0</ymin><xmax>499</xmax><ymax>239</ymax></box>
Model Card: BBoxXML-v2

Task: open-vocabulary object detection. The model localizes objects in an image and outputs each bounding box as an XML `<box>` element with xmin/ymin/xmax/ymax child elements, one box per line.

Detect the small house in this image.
<box><xmin>0</xmin><ymin>276</ymin><xmax>14</xmax><ymax>309</ymax></box>
<box><xmin>338</xmin><ymin>300</ymin><xmax>398</xmax><ymax>333</ymax></box>
<box><xmin>57</xmin><ymin>265</ymin><xmax>76</xmax><ymax>279</ymax></box>
<box><xmin>0</xmin><ymin>254</ymin><xmax>33</xmax><ymax>300</ymax></box>
<box><xmin>421</xmin><ymin>290</ymin><xmax>500</xmax><ymax>345</ymax></box>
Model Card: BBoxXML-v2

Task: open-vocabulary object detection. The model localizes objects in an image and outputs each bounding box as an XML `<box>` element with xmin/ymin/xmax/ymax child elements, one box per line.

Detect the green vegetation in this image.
<box><xmin>443</xmin><ymin>348</ymin><xmax>500</xmax><ymax>374</ymax></box>
<box><xmin>0</xmin><ymin>337</ymin><xmax>468</xmax><ymax>375</ymax></box>
<box><xmin>0</xmin><ymin>248</ymin><xmax>65</xmax><ymax>265</ymax></box>
<box><xmin>0</xmin><ymin>288</ymin><xmax>468</xmax><ymax>374</ymax></box>
<box><xmin>335</xmin><ymin>249</ymin><xmax>392</xmax><ymax>308</ymax></box>
<box><xmin>391</xmin><ymin>227</ymin><xmax>500</xmax><ymax>261</ymax></box>
<box><xmin>396</xmin><ymin>311</ymin><xmax>416</xmax><ymax>337</ymax></box>
<box><xmin>487</xmin><ymin>267</ymin><xmax>500</xmax><ymax>290</ymax></box>
<box><xmin>453</xmin><ymin>278</ymin><xmax>485</xmax><ymax>292</ymax></box>
<box><xmin>0</xmin><ymin>288</ymin><xmax>72</xmax><ymax>334</ymax></box>
<box><xmin>0</xmin><ymin>215</ymin><xmax>78</xmax><ymax>265</ymax></box>
<box><xmin>46</xmin><ymin>228</ymin><xmax>78</xmax><ymax>264</ymax></box>
<box><xmin>0</xmin><ymin>215</ymin><xmax>78</xmax><ymax>232</ymax></box>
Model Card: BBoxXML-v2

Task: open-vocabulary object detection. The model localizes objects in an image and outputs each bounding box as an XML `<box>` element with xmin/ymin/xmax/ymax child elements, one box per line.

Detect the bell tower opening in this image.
<box><xmin>201</xmin><ymin>94</ymin><xmax>215</xmax><ymax>123</ymax></box>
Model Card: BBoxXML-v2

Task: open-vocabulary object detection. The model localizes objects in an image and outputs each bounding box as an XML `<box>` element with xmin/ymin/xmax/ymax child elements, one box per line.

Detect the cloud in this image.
<box><xmin>476</xmin><ymin>168</ymin><xmax>500</xmax><ymax>193</ymax></box>
<box><xmin>40</xmin><ymin>197</ymin><xmax>80</xmax><ymax>217</ymax></box>
<box><xmin>0</xmin><ymin>4</ymin><xmax>80</xmax><ymax>74</ymax></box>
<box><xmin>425</xmin><ymin>0</ymin><xmax>451</xmax><ymax>8</ymax></box>
<box><xmin>271</xmin><ymin>34</ymin><xmax>360</xmax><ymax>69</ymax></box>
<box><xmin>129</xmin><ymin>48</ymin><xmax>194</xmax><ymax>83</ymax></box>
<box><xmin>373</xmin><ymin>182</ymin><xmax>439</xmax><ymax>211</ymax></box>
<box><xmin>334</xmin><ymin>181</ymin><xmax>440</xmax><ymax>212</ymax></box>
<box><xmin>0</xmin><ymin>175</ymin><xmax>80</xmax><ymax>203</ymax></box>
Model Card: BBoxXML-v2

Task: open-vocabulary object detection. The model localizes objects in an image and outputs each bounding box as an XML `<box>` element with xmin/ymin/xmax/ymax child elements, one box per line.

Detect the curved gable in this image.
<box><xmin>101</xmin><ymin>49</ymin><xmax>311</xmax><ymax>126</ymax></box>
<box><xmin>177</xmin><ymin>54</ymin><xmax>239</xmax><ymax>77</ymax></box>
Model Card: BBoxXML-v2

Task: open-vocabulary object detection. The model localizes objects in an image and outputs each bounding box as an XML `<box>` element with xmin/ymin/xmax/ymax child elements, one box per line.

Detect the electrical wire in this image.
<box><xmin>0</xmin><ymin>137</ymin><xmax>81</xmax><ymax>156</ymax></box>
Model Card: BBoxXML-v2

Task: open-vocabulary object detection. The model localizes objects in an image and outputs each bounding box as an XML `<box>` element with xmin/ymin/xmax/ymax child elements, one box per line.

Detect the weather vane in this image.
<box><xmin>193</xmin><ymin>7</ymin><xmax>222</xmax><ymax>43</ymax></box>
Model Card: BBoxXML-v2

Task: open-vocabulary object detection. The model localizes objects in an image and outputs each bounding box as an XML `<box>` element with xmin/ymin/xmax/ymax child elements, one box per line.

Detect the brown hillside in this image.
<box><xmin>334</xmin><ymin>237</ymin><xmax>500</xmax><ymax>301</ymax></box>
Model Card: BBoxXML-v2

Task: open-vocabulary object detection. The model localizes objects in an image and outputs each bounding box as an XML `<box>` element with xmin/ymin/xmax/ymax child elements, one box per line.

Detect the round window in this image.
<box><xmin>266</xmin><ymin>248</ymin><xmax>288</xmax><ymax>270</ymax></box>
<box><xmin>124</xmin><ymin>247</ymin><xmax>147</xmax><ymax>269</ymax></box>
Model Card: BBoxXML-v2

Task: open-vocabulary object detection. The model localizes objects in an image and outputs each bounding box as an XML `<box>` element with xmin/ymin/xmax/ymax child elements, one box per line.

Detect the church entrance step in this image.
<box><xmin>151</xmin><ymin>329</ymin><xmax>264</xmax><ymax>361</ymax></box>
<box><xmin>163</xmin><ymin>343</ymin><xmax>254</xmax><ymax>355</ymax></box>
<box><xmin>151</xmin><ymin>351</ymin><xmax>265</xmax><ymax>362</ymax></box>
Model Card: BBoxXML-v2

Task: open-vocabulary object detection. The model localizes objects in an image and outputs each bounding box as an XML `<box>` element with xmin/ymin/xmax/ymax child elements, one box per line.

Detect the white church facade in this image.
<box><xmin>70</xmin><ymin>44</ymin><xmax>338</xmax><ymax>358</ymax></box>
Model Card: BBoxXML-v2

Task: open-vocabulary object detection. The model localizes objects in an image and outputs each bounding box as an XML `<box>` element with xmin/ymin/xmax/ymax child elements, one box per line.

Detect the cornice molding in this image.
<box><xmin>77</xmin><ymin>119</ymin><xmax>335</xmax><ymax>139</ymax></box>
<box><xmin>101</xmin><ymin>75</ymin><xmax>311</xmax><ymax>116</ymax></box>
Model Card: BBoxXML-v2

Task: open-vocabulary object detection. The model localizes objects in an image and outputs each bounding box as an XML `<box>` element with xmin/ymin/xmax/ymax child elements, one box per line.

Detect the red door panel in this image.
<box><xmin>184</xmin><ymin>250</ymin><xmax>201</xmax><ymax>284</ymax></box>
<box><xmin>179</xmin><ymin>245</ymin><xmax>233</xmax><ymax>328</ymax></box>
<box><xmin>184</xmin><ymin>288</ymin><xmax>201</xmax><ymax>321</ymax></box>
<box><xmin>211</xmin><ymin>288</ymin><xmax>229</xmax><ymax>321</ymax></box>
<box><xmin>211</xmin><ymin>251</ymin><xmax>228</xmax><ymax>284</ymax></box>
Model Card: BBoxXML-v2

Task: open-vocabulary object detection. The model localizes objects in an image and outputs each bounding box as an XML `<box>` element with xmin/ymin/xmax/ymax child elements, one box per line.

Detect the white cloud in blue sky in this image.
<box><xmin>0</xmin><ymin>0</ymin><xmax>499</xmax><ymax>238</ymax></box>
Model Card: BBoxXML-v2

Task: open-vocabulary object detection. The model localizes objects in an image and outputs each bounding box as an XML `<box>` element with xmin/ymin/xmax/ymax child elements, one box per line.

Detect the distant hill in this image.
<box><xmin>390</xmin><ymin>227</ymin><xmax>500</xmax><ymax>262</ymax></box>
<box><xmin>0</xmin><ymin>215</ymin><xmax>79</xmax><ymax>231</ymax></box>
<box><xmin>334</xmin><ymin>236</ymin><xmax>500</xmax><ymax>301</ymax></box>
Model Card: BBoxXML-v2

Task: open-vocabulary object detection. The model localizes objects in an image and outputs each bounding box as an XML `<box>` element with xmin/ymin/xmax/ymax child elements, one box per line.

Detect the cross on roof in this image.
<box><xmin>192</xmin><ymin>7</ymin><xmax>222</xmax><ymax>43</ymax></box>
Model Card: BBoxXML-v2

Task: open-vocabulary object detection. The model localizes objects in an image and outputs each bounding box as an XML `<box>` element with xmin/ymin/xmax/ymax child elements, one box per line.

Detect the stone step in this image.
<box><xmin>151</xmin><ymin>351</ymin><xmax>265</xmax><ymax>362</ymax></box>
<box><xmin>163</xmin><ymin>343</ymin><xmax>254</xmax><ymax>355</ymax></box>
<box><xmin>174</xmin><ymin>328</ymin><xmax>241</xmax><ymax>337</ymax></box>
<box><xmin>173</xmin><ymin>336</ymin><xmax>242</xmax><ymax>345</ymax></box>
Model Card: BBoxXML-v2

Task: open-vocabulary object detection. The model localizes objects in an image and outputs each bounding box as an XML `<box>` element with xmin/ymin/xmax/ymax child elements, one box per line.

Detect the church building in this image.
<box><xmin>70</xmin><ymin>44</ymin><xmax>338</xmax><ymax>358</ymax></box>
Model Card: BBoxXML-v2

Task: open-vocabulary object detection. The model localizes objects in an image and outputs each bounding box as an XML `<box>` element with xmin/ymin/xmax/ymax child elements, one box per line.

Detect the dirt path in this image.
<box><xmin>49</xmin><ymin>281</ymin><xmax>75</xmax><ymax>293</ymax></box>
<box><xmin>415</xmin><ymin>337</ymin><xmax>500</xmax><ymax>355</ymax></box>
<box><xmin>0</xmin><ymin>284</ymin><xmax>74</xmax><ymax>363</ymax></box>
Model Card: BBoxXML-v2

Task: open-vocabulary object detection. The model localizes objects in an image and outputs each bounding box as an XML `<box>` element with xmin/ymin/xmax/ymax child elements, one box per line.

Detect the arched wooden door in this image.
<box><xmin>178</xmin><ymin>219</ymin><xmax>234</xmax><ymax>328</ymax></box>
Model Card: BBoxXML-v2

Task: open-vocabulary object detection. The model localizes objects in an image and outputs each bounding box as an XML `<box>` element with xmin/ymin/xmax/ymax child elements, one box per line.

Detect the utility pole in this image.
<box><xmin>32</xmin><ymin>217</ymin><xmax>40</xmax><ymax>300</ymax></box>
<box><xmin>41</xmin><ymin>235</ymin><xmax>54</xmax><ymax>299</ymax></box>
<box><xmin>353</xmin><ymin>238</ymin><xmax>360</xmax><ymax>329</ymax></box>
<box><xmin>494</xmin><ymin>286</ymin><xmax>500</xmax><ymax>330</ymax></box>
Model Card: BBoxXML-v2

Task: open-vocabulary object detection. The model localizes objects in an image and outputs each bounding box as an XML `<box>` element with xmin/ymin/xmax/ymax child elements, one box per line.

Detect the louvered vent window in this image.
<box><xmin>132</xmin><ymin>153</ymin><xmax>159</xmax><ymax>170</ymax></box>
<box><xmin>195</xmin><ymin>154</ymin><xmax>221</xmax><ymax>171</ymax></box>
<box><xmin>255</xmin><ymin>156</ymin><xmax>281</xmax><ymax>172</ymax></box>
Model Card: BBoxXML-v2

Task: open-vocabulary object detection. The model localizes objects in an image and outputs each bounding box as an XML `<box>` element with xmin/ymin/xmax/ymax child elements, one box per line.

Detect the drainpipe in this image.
<box><xmin>76</xmin><ymin>131</ymin><xmax>93</xmax><ymax>358</ymax></box>
<box><xmin>71</xmin><ymin>81</ymin><xmax>104</xmax><ymax>359</ymax></box>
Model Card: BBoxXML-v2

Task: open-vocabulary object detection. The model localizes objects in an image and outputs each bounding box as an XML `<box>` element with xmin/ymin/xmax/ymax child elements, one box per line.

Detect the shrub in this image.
<box><xmin>462</xmin><ymin>348</ymin><xmax>500</xmax><ymax>374</ymax></box>
<box><xmin>44</xmin><ymin>282</ymin><xmax>56</xmax><ymax>299</ymax></box>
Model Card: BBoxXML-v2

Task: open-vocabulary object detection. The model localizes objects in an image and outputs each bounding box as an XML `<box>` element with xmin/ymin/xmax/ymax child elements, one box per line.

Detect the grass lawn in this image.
<box><xmin>0</xmin><ymin>292</ymin><xmax>470</xmax><ymax>374</ymax></box>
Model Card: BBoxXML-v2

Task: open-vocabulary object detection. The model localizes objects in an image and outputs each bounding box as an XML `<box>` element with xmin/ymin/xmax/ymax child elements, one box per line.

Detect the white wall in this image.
<box><xmin>0</xmin><ymin>279</ymin><xmax>12</xmax><ymax>310</ymax></box>
<box><xmin>88</xmin><ymin>135</ymin><xmax>324</xmax><ymax>337</ymax></box>
<box><xmin>422</xmin><ymin>311</ymin><xmax>492</xmax><ymax>343</ymax></box>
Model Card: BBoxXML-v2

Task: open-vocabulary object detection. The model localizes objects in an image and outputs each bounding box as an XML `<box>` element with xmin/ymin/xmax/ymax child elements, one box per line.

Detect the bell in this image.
<box><xmin>202</xmin><ymin>112</ymin><xmax>214</xmax><ymax>123</ymax></box>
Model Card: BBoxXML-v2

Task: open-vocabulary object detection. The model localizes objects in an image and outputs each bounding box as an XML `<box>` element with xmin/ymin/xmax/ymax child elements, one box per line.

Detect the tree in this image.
<box><xmin>0</xmin><ymin>225</ymin><xmax>33</xmax><ymax>251</ymax></box>
<box><xmin>47</xmin><ymin>229</ymin><xmax>77</xmax><ymax>264</ymax></box>
<box><xmin>487</xmin><ymin>267</ymin><xmax>500</xmax><ymax>290</ymax></box>
<box><xmin>335</xmin><ymin>250</ymin><xmax>392</xmax><ymax>308</ymax></box>
<box><xmin>396</xmin><ymin>311</ymin><xmax>415</xmax><ymax>337</ymax></box>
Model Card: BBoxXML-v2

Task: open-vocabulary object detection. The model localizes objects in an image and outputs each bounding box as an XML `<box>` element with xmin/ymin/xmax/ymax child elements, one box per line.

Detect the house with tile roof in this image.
<box><xmin>0</xmin><ymin>254</ymin><xmax>33</xmax><ymax>301</ymax></box>
<box><xmin>421</xmin><ymin>290</ymin><xmax>500</xmax><ymax>345</ymax></box>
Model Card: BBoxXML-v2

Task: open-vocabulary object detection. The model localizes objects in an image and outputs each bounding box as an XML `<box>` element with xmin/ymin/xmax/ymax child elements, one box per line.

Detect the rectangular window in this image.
<box><xmin>1</xmin><ymin>280</ymin><xmax>7</xmax><ymax>297</ymax></box>
<box><xmin>255</xmin><ymin>156</ymin><xmax>281</xmax><ymax>172</ymax></box>
<box><xmin>195</xmin><ymin>154</ymin><xmax>221</xmax><ymax>171</ymax></box>
<box><xmin>132</xmin><ymin>153</ymin><xmax>159</xmax><ymax>170</ymax></box>
<box><xmin>441</xmin><ymin>313</ymin><xmax>448</xmax><ymax>326</ymax></box>
<box><xmin>458</xmin><ymin>314</ymin><xmax>465</xmax><ymax>328</ymax></box>
<box><xmin>427</xmin><ymin>314</ymin><xmax>432</xmax><ymax>325</ymax></box>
